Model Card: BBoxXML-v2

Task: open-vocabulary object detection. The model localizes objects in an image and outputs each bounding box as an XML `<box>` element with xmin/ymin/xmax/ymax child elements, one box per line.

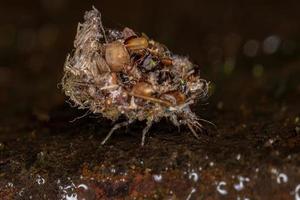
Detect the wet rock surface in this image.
<box><xmin>1</xmin><ymin>0</ymin><xmax>300</xmax><ymax>199</ymax></box>
<box><xmin>1</xmin><ymin>64</ymin><xmax>300</xmax><ymax>199</ymax></box>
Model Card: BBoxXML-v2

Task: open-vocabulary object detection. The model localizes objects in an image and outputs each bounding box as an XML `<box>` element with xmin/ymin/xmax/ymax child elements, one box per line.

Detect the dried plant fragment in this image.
<box><xmin>62</xmin><ymin>7</ymin><xmax>210</xmax><ymax>146</ymax></box>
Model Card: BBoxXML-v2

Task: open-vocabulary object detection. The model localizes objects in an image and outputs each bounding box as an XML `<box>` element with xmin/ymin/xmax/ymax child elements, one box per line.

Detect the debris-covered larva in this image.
<box><xmin>62</xmin><ymin>7</ymin><xmax>210</xmax><ymax>146</ymax></box>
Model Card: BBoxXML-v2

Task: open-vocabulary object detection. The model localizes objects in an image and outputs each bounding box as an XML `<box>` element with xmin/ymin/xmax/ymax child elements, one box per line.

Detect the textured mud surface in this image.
<box><xmin>1</xmin><ymin>1</ymin><xmax>300</xmax><ymax>199</ymax></box>
<box><xmin>1</xmin><ymin>64</ymin><xmax>299</xmax><ymax>199</ymax></box>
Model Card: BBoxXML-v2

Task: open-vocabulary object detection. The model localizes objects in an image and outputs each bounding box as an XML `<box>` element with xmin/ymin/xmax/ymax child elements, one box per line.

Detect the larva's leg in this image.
<box><xmin>187</xmin><ymin>122</ymin><xmax>201</xmax><ymax>140</ymax></box>
<box><xmin>170</xmin><ymin>114</ymin><xmax>181</xmax><ymax>132</ymax></box>
<box><xmin>141</xmin><ymin>121</ymin><xmax>153</xmax><ymax>146</ymax></box>
<box><xmin>101</xmin><ymin>120</ymin><xmax>133</xmax><ymax>145</ymax></box>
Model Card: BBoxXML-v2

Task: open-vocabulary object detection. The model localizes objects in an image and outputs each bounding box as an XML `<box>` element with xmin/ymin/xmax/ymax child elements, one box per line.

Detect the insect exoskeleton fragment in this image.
<box><xmin>161</xmin><ymin>91</ymin><xmax>186</xmax><ymax>106</ymax></box>
<box><xmin>105</xmin><ymin>41</ymin><xmax>130</xmax><ymax>72</ymax></box>
<box><xmin>131</xmin><ymin>82</ymin><xmax>155</xmax><ymax>97</ymax></box>
<box><xmin>125</xmin><ymin>37</ymin><xmax>149</xmax><ymax>51</ymax></box>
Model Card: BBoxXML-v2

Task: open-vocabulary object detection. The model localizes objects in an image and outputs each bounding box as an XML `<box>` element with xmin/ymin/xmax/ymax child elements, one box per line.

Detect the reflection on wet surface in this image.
<box><xmin>2</xmin><ymin>149</ymin><xmax>300</xmax><ymax>199</ymax></box>
<box><xmin>1</xmin><ymin>0</ymin><xmax>300</xmax><ymax>199</ymax></box>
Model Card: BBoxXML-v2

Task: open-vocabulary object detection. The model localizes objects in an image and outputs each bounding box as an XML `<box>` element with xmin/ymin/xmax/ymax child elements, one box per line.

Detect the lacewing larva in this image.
<box><xmin>62</xmin><ymin>7</ymin><xmax>210</xmax><ymax>146</ymax></box>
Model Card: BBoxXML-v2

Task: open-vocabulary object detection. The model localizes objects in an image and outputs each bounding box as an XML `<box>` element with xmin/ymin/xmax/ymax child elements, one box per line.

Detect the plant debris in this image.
<box><xmin>61</xmin><ymin>7</ymin><xmax>210</xmax><ymax>145</ymax></box>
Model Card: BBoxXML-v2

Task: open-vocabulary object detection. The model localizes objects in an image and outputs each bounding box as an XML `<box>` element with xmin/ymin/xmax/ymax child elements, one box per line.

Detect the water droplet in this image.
<box><xmin>36</xmin><ymin>174</ymin><xmax>46</xmax><ymax>185</ymax></box>
<box><xmin>77</xmin><ymin>184</ymin><xmax>88</xmax><ymax>190</ymax></box>
<box><xmin>271</xmin><ymin>168</ymin><xmax>278</xmax><ymax>174</ymax></box>
<box><xmin>216</xmin><ymin>181</ymin><xmax>228</xmax><ymax>195</ymax></box>
<box><xmin>186</xmin><ymin>187</ymin><xmax>196</xmax><ymax>200</ymax></box>
<box><xmin>7</xmin><ymin>182</ymin><xmax>14</xmax><ymax>188</ymax></box>
<box><xmin>18</xmin><ymin>188</ymin><xmax>25</xmax><ymax>196</ymax></box>
<box><xmin>234</xmin><ymin>176</ymin><xmax>250</xmax><ymax>191</ymax></box>
<box><xmin>234</xmin><ymin>182</ymin><xmax>244</xmax><ymax>191</ymax></box>
<box><xmin>66</xmin><ymin>193</ymin><xmax>78</xmax><ymax>200</ymax></box>
<box><xmin>110</xmin><ymin>168</ymin><xmax>116</xmax><ymax>173</ymax></box>
<box><xmin>153</xmin><ymin>174</ymin><xmax>162</xmax><ymax>182</ymax></box>
<box><xmin>277</xmin><ymin>173</ymin><xmax>288</xmax><ymax>184</ymax></box>
<box><xmin>189</xmin><ymin>172</ymin><xmax>199</xmax><ymax>182</ymax></box>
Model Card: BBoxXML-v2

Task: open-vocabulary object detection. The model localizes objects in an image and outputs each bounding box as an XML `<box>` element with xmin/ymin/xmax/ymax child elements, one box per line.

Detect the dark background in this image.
<box><xmin>0</xmin><ymin>0</ymin><xmax>300</xmax><ymax>199</ymax></box>
<box><xmin>1</xmin><ymin>0</ymin><xmax>299</xmax><ymax>118</ymax></box>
